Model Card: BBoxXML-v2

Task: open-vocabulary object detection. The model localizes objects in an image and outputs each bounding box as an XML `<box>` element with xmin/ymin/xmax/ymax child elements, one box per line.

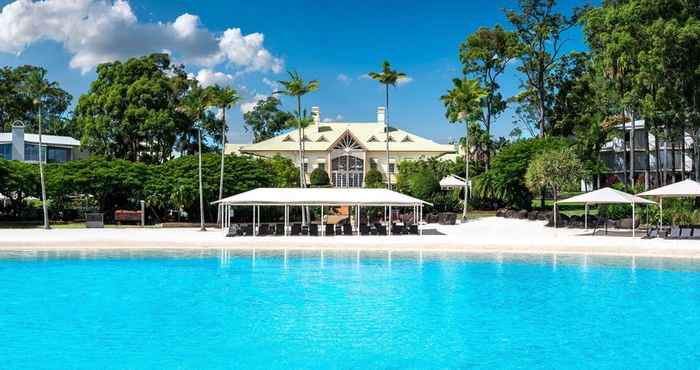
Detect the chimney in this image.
<box><xmin>311</xmin><ymin>106</ymin><xmax>320</xmax><ymax>128</ymax></box>
<box><xmin>11</xmin><ymin>121</ymin><xmax>25</xmax><ymax>161</ymax></box>
<box><xmin>377</xmin><ymin>106</ymin><xmax>386</xmax><ymax>126</ymax></box>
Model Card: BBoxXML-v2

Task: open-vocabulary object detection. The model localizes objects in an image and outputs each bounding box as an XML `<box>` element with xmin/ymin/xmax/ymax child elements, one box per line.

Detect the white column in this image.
<box><xmin>659</xmin><ymin>197</ymin><xmax>663</xmax><ymax>230</ymax></box>
<box><xmin>388</xmin><ymin>205</ymin><xmax>392</xmax><ymax>236</ymax></box>
<box><xmin>321</xmin><ymin>205</ymin><xmax>324</xmax><ymax>236</ymax></box>
<box><xmin>252</xmin><ymin>205</ymin><xmax>256</xmax><ymax>237</ymax></box>
<box><xmin>584</xmin><ymin>204</ymin><xmax>588</xmax><ymax>231</ymax></box>
<box><xmin>284</xmin><ymin>205</ymin><xmax>289</xmax><ymax>236</ymax></box>
<box><xmin>632</xmin><ymin>202</ymin><xmax>636</xmax><ymax>237</ymax></box>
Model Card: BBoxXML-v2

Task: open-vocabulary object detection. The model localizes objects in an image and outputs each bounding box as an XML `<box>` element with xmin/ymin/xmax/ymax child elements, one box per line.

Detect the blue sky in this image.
<box><xmin>0</xmin><ymin>0</ymin><xmax>591</xmax><ymax>144</ymax></box>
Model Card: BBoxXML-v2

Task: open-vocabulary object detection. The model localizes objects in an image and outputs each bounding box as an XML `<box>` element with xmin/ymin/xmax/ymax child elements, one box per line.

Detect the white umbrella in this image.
<box><xmin>439</xmin><ymin>175</ymin><xmax>465</xmax><ymax>190</ymax></box>
<box><xmin>555</xmin><ymin>187</ymin><xmax>656</xmax><ymax>237</ymax></box>
<box><xmin>639</xmin><ymin>179</ymin><xmax>700</xmax><ymax>229</ymax></box>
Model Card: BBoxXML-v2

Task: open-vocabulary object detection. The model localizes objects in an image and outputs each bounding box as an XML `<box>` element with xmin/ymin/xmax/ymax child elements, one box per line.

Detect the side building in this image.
<box><xmin>599</xmin><ymin>119</ymin><xmax>695</xmax><ymax>189</ymax></box>
<box><xmin>0</xmin><ymin>122</ymin><xmax>85</xmax><ymax>163</ymax></box>
<box><xmin>226</xmin><ymin>106</ymin><xmax>456</xmax><ymax>187</ymax></box>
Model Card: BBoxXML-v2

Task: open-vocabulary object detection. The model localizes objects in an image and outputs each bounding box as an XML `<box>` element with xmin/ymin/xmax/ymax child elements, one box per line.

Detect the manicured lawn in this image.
<box><xmin>0</xmin><ymin>222</ymin><xmax>158</xmax><ymax>229</ymax></box>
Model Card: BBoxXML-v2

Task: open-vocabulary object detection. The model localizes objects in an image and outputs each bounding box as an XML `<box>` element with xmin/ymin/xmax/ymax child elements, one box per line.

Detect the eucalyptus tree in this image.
<box><xmin>276</xmin><ymin>71</ymin><xmax>320</xmax><ymax>189</ymax></box>
<box><xmin>505</xmin><ymin>0</ymin><xmax>581</xmax><ymax>137</ymax></box>
<box><xmin>23</xmin><ymin>69</ymin><xmax>59</xmax><ymax>229</ymax></box>
<box><xmin>460</xmin><ymin>25</ymin><xmax>520</xmax><ymax>170</ymax></box>
<box><xmin>440</xmin><ymin>78</ymin><xmax>486</xmax><ymax>221</ymax></box>
<box><xmin>209</xmin><ymin>85</ymin><xmax>240</xmax><ymax>224</ymax></box>
<box><xmin>368</xmin><ymin>61</ymin><xmax>408</xmax><ymax>190</ymax></box>
<box><xmin>178</xmin><ymin>84</ymin><xmax>215</xmax><ymax>231</ymax></box>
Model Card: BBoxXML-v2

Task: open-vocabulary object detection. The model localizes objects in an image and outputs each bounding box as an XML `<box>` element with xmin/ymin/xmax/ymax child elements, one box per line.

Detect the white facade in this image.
<box><xmin>226</xmin><ymin>107</ymin><xmax>456</xmax><ymax>187</ymax></box>
<box><xmin>0</xmin><ymin>123</ymin><xmax>85</xmax><ymax>163</ymax></box>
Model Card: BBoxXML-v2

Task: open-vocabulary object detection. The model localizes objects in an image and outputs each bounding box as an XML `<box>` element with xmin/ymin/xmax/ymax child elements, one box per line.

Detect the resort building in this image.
<box><xmin>0</xmin><ymin>122</ymin><xmax>85</xmax><ymax>163</ymax></box>
<box><xmin>599</xmin><ymin>120</ymin><xmax>696</xmax><ymax>188</ymax></box>
<box><xmin>226</xmin><ymin>106</ymin><xmax>456</xmax><ymax>187</ymax></box>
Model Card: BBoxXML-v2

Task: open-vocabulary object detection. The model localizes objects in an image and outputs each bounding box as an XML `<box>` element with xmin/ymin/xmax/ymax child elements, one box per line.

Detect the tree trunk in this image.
<box><xmin>217</xmin><ymin>106</ymin><xmax>227</xmax><ymax>225</ymax></box>
<box><xmin>385</xmin><ymin>84</ymin><xmax>391</xmax><ymax>190</ymax></box>
<box><xmin>38</xmin><ymin>105</ymin><xmax>50</xmax><ymax>230</ymax></box>
<box><xmin>198</xmin><ymin>127</ymin><xmax>206</xmax><ymax>231</ymax></box>
<box><xmin>644</xmin><ymin>119</ymin><xmax>651</xmax><ymax>190</ymax></box>
<box><xmin>655</xmin><ymin>128</ymin><xmax>663</xmax><ymax>187</ymax></box>
<box><xmin>630</xmin><ymin>111</ymin><xmax>635</xmax><ymax>189</ymax></box>
<box><xmin>671</xmin><ymin>132</ymin><xmax>677</xmax><ymax>183</ymax></box>
<box><xmin>463</xmin><ymin>121</ymin><xmax>469</xmax><ymax>221</ymax></box>
<box><xmin>681</xmin><ymin>126</ymin><xmax>686</xmax><ymax>180</ymax></box>
<box><xmin>621</xmin><ymin>114</ymin><xmax>628</xmax><ymax>191</ymax></box>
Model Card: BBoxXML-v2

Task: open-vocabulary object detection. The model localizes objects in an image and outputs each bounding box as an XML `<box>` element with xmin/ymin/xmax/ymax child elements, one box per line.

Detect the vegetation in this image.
<box><xmin>368</xmin><ymin>61</ymin><xmax>407</xmax><ymax>190</ymax></box>
<box><xmin>310</xmin><ymin>167</ymin><xmax>330</xmax><ymax>187</ymax></box>
<box><xmin>525</xmin><ymin>147</ymin><xmax>584</xmax><ymax>203</ymax></box>
<box><xmin>243</xmin><ymin>96</ymin><xmax>295</xmax><ymax>143</ymax></box>
<box><xmin>364</xmin><ymin>168</ymin><xmax>385</xmax><ymax>188</ymax></box>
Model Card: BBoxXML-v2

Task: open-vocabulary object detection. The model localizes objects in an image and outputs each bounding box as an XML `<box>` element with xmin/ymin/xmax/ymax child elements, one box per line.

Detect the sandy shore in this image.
<box><xmin>0</xmin><ymin>217</ymin><xmax>699</xmax><ymax>259</ymax></box>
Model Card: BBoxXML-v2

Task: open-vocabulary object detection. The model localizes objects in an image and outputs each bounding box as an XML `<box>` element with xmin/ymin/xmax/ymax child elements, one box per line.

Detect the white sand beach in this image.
<box><xmin>0</xmin><ymin>217</ymin><xmax>699</xmax><ymax>259</ymax></box>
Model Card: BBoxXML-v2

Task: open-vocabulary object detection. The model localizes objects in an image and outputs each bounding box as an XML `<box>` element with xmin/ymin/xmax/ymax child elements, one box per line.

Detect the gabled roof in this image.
<box><xmin>0</xmin><ymin>133</ymin><xmax>80</xmax><ymax>147</ymax></box>
<box><xmin>234</xmin><ymin>122</ymin><xmax>454</xmax><ymax>153</ymax></box>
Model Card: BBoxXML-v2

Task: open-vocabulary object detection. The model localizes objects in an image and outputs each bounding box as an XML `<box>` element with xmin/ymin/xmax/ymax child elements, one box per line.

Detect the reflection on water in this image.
<box><xmin>0</xmin><ymin>248</ymin><xmax>699</xmax><ymax>272</ymax></box>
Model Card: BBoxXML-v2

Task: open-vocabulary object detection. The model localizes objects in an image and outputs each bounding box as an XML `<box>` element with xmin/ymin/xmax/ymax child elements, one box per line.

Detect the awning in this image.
<box><xmin>213</xmin><ymin>188</ymin><xmax>432</xmax><ymax>206</ymax></box>
<box><xmin>556</xmin><ymin>187</ymin><xmax>656</xmax><ymax>205</ymax></box>
<box><xmin>638</xmin><ymin>179</ymin><xmax>700</xmax><ymax>198</ymax></box>
<box><xmin>439</xmin><ymin>175</ymin><xmax>464</xmax><ymax>189</ymax></box>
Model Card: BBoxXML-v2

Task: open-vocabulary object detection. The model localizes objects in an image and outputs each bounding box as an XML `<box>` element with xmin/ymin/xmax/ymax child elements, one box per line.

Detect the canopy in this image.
<box><xmin>213</xmin><ymin>187</ymin><xmax>432</xmax><ymax>206</ymax></box>
<box><xmin>439</xmin><ymin>175</ymin><xmax>465</xmax><ymax>189</ymax></box>
<box><xmin>555</xmin><ymin>187</ymin><xmax>656</xmax><ymax>205</ymax></box>
<box><xmin>638</xmin><ymin>179</ymin><xmax>700</xmax><ymax>198</ymax></box>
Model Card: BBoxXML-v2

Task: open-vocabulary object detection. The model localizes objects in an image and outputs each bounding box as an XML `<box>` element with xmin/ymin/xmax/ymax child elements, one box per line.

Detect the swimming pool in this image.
<box><xmin>0</xmin><ymin>249</ymin><xmax>698</xmax><ymax>369</ymax></box>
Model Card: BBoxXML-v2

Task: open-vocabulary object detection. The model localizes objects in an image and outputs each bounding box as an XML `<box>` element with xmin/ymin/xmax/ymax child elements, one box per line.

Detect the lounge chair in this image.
<box><xmin>359</xmin><ymin>224</ymin><xmax>370</xmax><ymax>236</ymax></box>
<box><xmin>226</xmin><ymin>224</ymin><xmax>239</xmax><ymax>237</ymax></box>
<box><xmin>258</xmin><ymin>224</ymin><xmax>270</xmax><ymax>236</ymax></box>
<box><xmin>309</xmin><ymin>224</ymin><xmax>319</xmax><ymax>236</ymax></box>
<box><xmin>291</xmin><ymin>223</ymin><xmax>302</xmax><ymax>236</ymax></box>
<box><xmin>680</xmin><ymin>228</ymin><xmax>692</xmax><ymax>239</ymax></box>
<box><xmin>343</xmin><ymin>224</ymin><xmax>353</xmax><ymax>236</ymax></box>
<box><xmin>376</xmin><ymin>224</ymin><xmax>387</xmax><ymax>235</ymax></box>
<box><xmin>325</xmin><ymin>224</ymin><xmax>335</xmax><ymax>236</ymax></box>
<box><xmin>692</xmin><ymin>228</ymin><xmax>700</xmax><ymax>239</ymax></box>
<box><xmin>643</xmin><ymin>228</ymin><xmax>658</xmax><ymax>239</ymax></box>
<box><xmin>391</xmin><ymin>224</ymin><xmax>404</xmax><ymax>235</ymax></box>
<box><xmin>241</xmin><ymin>223</ymin><xmax>253</xmax><ymax>236</ymax></box>
<box><xmin>335</xmin><ymin>224</ymin><xmax>343</xmax><ymax>236</ymax></box>
<box><xmin>301</xmin><ymin>225</ymin><xmax>310</xmax><ymax>236</ymax></box>
<box><xmin>275</xmin><ymin>223</ymin><xmax>285</xmax><ymax>236</ymax></box>
<box><xmin>667</xmin><ymin>226</ymin><xmax>681</xmax><ymax>239</ymax></box>
<box><xmin>409</xmin><ymin>224</ymin><xmax>419</xmax><ymax>235</ymax></box>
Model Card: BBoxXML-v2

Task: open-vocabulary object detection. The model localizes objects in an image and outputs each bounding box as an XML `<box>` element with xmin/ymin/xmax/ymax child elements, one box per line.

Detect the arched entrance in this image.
<box><xmin>330</xmin><ymin>132</ymin><xmax>365</xmax><ymax>187</ymax></box>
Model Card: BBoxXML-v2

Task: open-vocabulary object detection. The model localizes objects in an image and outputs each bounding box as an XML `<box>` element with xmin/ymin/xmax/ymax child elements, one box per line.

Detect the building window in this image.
<box><xmin>24</xmin><ymin>144</ymin><xmax>45</xmax><ymax>162</ymax></box>
<box><xmin>370</xmin><ymin>159</ymin><xmax>378</xmax><ymax>170</ymax></box>
<box><xmin>303</xmin><ymin>159</ymin><xmax>309</xmax><ymax>173</ymax></box>
<box><xmin>0</xmin><ymin>144</ymin><xmax>11</xmax><ymax>160</ymax></box>
<box><xmin>318</xmin><ymin>162</ymin><xmax>326</xmax><ymax>171</ymax></box>
<box><xmin>47</xmin><ymin>147</ymin><xmax>71</xmax><ymax>163</ymax></box>
<box><xmin>388</xmin><ymin>163</ymin><xmax>395</xmax><ymax>174</ymax></box>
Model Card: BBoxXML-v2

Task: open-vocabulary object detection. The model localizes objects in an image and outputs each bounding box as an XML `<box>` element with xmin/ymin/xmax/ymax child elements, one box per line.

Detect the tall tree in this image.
<box><xmin>0</xmin><ymin>65</ymin><xmax>71</xmax><ymax>134</ymax></box>
<box><xmin>368</xmin><ymin>61</ymin><xmax>408</xmax><ymax>190</ymax></box>
<box><xmin>22</xmin><ymin>69</ymin><xmax>58</xmax><ymax>229</ymax></box>
<box><xmin>243</xmin><ymin>96</ymin><xmax>295</xmax><ymax>143</ymax></box>
<box><xmin>208</xmin><ymin>85</ymin><xmax>240</xmax><ymax>224</ymax></box>
<box><xmin>178</xmin><ymin>85</ymin><xmax>215</xmax><ymax>231</ymax></box>
<box><xmin>460</xmin><ymin>25</ymin><xmax>520</xmax><ymax>169</ymax></box>
<box><xmin>441</xmin><ymin>78</ymin><xmax>486</xmax><ymax>221</ymax></box>
<box><xmin>74</xmin><ymin>54</ymin><xmax>197</xmax><ymax>163</ymax></box>
<box><xmin>505</xmin><ymin>0</ymin><xmax>581</xmax><ymax>137</ymax></box>
<box><xmin>276</xmin><ymin>71</ymin><xmax>319</xmax><ymax>190</ymax></box>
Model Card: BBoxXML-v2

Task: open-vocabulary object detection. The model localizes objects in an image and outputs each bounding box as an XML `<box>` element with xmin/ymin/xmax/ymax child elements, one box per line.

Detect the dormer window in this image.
<box><xmin>282</xmin><ymin>135</ymin><xmax>295</xmax><ymax>142</ymax></box>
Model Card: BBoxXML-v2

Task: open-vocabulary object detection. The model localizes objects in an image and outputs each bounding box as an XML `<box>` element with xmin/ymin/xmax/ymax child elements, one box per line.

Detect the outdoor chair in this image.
<box><xmin>376</xmin><ymin>224</ymin><xmax>387</xmax><ymax>235</ymax></box>
<box><xmin>226</xmin><ymin>224</ymin><xmax>239</xmax><ymax>237</ymax></box>
<box><xmin>369</xmin><ymin>225</ymin><xmax>378</xmax><ymax>235</ymax></box>
<box><xmin>359</xmin><ymin>224</ymin><xmax>370</xmax><ymax>236</ymax></box>
<box><xmin>392</xmin><ymin>224</ymin><xmax>404</xmax><ymax>235</ymax></box>
<box><xmin>275</xmin><ymin>224</ymin><xmax>285</xmax><ymax>236</ymax></box>
<box><xmin>241</xmin><ymin>224</ymin><xmax>253</xmax><ymax>236</ymax></box>
<box><xmin>325</xmin><ymin>224</ymin><xmax>335</xmax><ymax>236</ymax></box>
<box><xmin>409</xmin><ymin>224</ymin><xmax>419</xmax><ymax>235</ymax></box>
<box><xmin>680</xmin><ymin>228</ymin><xmax>692</xmax><ymax>239</ymax></box>
<box><xmin>692</xmin><ymin>228</ymin><xmax>700</xmax><ymax>239</ymax></box>
<box><xmin>643</xmin><ymin>228</ymin><xmax>658</xmax><ymax>239</ymax></box>
<box><xmin>309</xmin><ymin>224</ymin><xmax>319</xmax><ymax>236</ymax></box>
<box><xmin>291</xmin><ymin>223</ymin><xmax>302</xmax><ymax>236</ymax></box>
<box><xmin>667</xmin><ymin>226</ymin><xmax>681</xmax><ymax>239</ymax></box>
<box><xmin>301</xmin><ymin>225</ymin><xmax>310</xmax><ymax>236</ymax></box>
<box><xmin>343</xmin><ymin>224</ymin><xmax>353</xmax><ymax>236</ymax></box>
<box><xmin>258</xmin><ymin>224</ymin><xmax>270</xmax><ymax>236</ymax></box>
<box><xmin>335</xmin><ymin>224</ymin><xmax>343</xmax><ymax>236</ymax></box>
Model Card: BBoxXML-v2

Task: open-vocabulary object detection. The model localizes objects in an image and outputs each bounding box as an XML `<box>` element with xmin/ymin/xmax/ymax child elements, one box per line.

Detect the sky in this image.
<box><xmin>0</xmin><ymin>0</ymin><xmax>592</xmax><ymax>144</ymax></box>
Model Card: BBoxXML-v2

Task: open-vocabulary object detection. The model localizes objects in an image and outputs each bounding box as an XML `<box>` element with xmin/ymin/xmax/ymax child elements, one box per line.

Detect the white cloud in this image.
<box><xmin>336</xmin><ymin>73</ymin><xmax>351</xmax><ymax>84</ymax></box>
<box><xmin>191</xmin><ymin>68</ymin><xmax>233</xmax><ymax>87</ymax></box>
<box><xmin>0</xmin><ymin>0</ymin><xmax>284</xmax><ymax>74</ymax></box>
<box><xmin>397</xmin><ymin>76</ymin><xmax>413</xmax><ymax>86</ymax></box>
<box><xmin>262</xmin><ymin>77</ymin><xmax>278</xmax><ymax>91</ymax></box>
<box><xmin>358</xmin><ymin>73</ymin><xmax>371</xmax><ymax>80</ymax></box>
<box><xmin>322</xmin><ymin>114</ymin><xmax>343</xmax><ymax>122</ymax></box>
<box><xmin>240</xmin><ymin>93</ymin><xmax>267</xmax><ymax>114</ymax></box>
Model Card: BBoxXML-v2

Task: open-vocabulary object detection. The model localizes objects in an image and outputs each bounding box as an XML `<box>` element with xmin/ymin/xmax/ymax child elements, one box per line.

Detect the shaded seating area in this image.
<box><xmin>639</xmin><ymin>179</ymin><xmax>700</xmax><ymax>238</ymax></box>
<box><xmin>215</xmin><ymin>188</ymin><xmax>431</xmax><ymax>237</ymax></box>
<box><xmin>554</xmin><ymin>187</ymin><xmax>656</xmax><ymax>237</ymax></box>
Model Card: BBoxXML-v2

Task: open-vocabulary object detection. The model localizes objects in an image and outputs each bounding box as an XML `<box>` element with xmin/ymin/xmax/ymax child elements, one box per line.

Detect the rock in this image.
<box><xmin>618</xmin><ymin>218</ymin><xmax>640</xmax><ymax>229</ymax></box>
<box><xmin>528</xmin><ymin>211</ymin><xmax>538</xmax><ymax>221</ymax></box>
<box><xmin>537</xmin><ymin>211</ymin><xmax>551</xmax><ymax>221</ymax></box>
<box><xmin>496</xmin><ymin>208</ymin><xmax>506</xmax><ymax>217</ymax></box>
<box><xmin>517</xmin><ymin>210</ymin><xmax>529</xmax><ymax>219</ymax></box>
<box><xmin>426</xmin><ymin>213</ymin><xmax>439</xmax><ymax>224</ymax></box>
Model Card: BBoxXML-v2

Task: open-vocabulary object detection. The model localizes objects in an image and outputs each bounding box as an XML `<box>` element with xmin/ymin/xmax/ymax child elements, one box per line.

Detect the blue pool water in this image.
<box><xmin>0</xmin><ymin>249</ymin><xmax>699</xmax><ymax>369</ymax></box>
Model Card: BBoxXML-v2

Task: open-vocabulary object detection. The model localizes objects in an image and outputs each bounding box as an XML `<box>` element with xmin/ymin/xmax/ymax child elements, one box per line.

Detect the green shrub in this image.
<box><xmin>310</xmin><ymin>167</ymin><xmax>330</xmax><ymax>186</ymax></box>
<box><xmin>365</xmin><ymin>168</ymin><xmax>384</xmax><ymax>188</ymax></box>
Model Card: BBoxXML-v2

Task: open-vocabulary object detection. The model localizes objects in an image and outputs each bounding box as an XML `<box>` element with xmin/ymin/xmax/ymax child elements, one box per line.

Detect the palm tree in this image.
<box><xmin>368</xmin><ymin>61</ymin><xmax>407</xmax><ymax>190</ymax></box>
<box><xmin>276</xmin><ymin>71</ymin><xmax>319</xmax><ymax>225</ymax></box>
<box><xmin>178</xmin><ymin>85</ymin><xmax>214</xmax><ymax>231</ymax></box>
<box><xmin>276</xmin><ymin>71</ymin><xmax>320</xmax><ymax>189</ymax></box>
<box><xmin>23</xmin><ymin>69</ymin><xmax>58</xmax><ymax>230</ymax></box>
<box><xmin>209</xmin><ymin>86</ymin><xmax>240</xmax><ymax>225</ymax></box>
<box><xmin>441</xmin><ymin>78</ymin><xmax>486</xmax><ymax>222</ymax></box>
